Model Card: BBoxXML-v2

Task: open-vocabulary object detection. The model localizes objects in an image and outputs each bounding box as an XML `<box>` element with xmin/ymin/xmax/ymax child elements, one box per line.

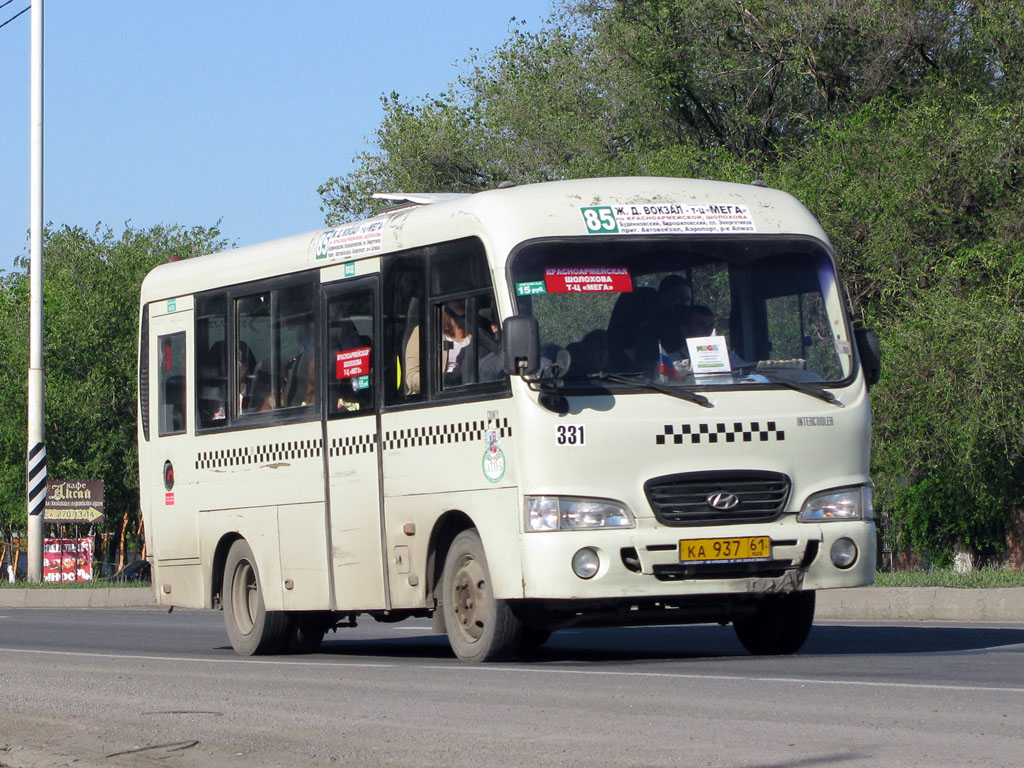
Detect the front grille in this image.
<box><xmin>644</xmin><ymin>470</ymin><xmax>791</xmax><ymax>526</ymax></box>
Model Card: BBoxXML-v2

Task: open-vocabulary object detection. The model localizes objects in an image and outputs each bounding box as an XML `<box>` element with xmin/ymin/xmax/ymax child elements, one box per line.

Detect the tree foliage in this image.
<box><xmin>320</xmin><ymin>0</ymin><xmax>1024</xmax><ymax>563</ymax></box>
<box><xmin>0</xmin><ymin>224</ymin><xmax>225</xmax><ymax>564</ymax></box>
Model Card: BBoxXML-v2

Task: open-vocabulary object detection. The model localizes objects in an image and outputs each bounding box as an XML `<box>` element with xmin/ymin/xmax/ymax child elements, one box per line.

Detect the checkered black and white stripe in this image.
<box><xmin>656</xmin><ymin>421</ymin><xmax>785</xmax><ymax>445</ymax></box>
<box><xmin>330</xmin><ymin>434</ymin><xmax>376</xmax><ymax>457</ymax></box>
<box><xmin>196</xmin><ymin>439</ymin><xmax>324</xmax><ymax>470</ymax></box>
<box><xmin>383</xmin><ymin>418</ymin><xmax>511</xmax><ymax>452</ymax></box>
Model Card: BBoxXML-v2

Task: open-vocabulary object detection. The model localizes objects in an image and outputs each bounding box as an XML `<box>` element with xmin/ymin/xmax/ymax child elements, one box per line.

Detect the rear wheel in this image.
<box><xmin>733</xmin><ymin>591</ymin><xmax>815</xmax><ymax>656</ymax></box>
<box><xmin>441</xmin><ymin>530</ymin><xmax>523</xmax><ymax>662</ymax></box>
<box><xmin>222</xmin><ymin>539</ymin><xmax>290</xmax><ymax>655</ymax></box>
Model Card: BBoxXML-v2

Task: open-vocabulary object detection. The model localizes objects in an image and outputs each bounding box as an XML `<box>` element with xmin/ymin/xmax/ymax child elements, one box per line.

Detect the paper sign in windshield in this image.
<box><xmin>685</xmin><ymin>335</ymin><xmax>732</xmax><ymax>374</ymax></box>
<box><xmin>544</xmin><ymin>267</ymin><xmax>633</xmax><ymax>294</ymax></box>
<box><xmin>336</xmin><ymin>347</ymin><xmax>371</xmax><ymax>379</ymax></box>
<box><xmin>581</xmin><ymin>203</ymin><xmax>756</xmax><ymax>235</ymax></box>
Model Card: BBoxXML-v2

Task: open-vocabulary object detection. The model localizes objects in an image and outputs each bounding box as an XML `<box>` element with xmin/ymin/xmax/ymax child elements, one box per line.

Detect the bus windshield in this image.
<box><xmin>509</xmin><ymin>235</ymin><xmax>854</xmax><ymax>389</ymax></box>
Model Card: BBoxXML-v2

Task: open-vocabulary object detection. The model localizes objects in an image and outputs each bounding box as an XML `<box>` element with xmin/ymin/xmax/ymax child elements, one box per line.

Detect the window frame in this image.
<box><xmin>193</xmin><ymin>271</ymin><xmax>321</xmax><ymax>434</ymax></box>
<box><xmin>381</xmin><ymin>236</ymin><xmax>510</xmax><ymax>412</ymax></box>
<box><xmin>157</xmin><ymin>330</ymin><xmax>187</xmax><ymax>437</ymax></box>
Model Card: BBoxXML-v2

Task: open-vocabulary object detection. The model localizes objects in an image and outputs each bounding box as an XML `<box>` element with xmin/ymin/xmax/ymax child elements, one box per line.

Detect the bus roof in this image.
<box><xmin>140</xmin><ymin>177</ymin><xmax>829</xmax><ymax>304</ymax></box>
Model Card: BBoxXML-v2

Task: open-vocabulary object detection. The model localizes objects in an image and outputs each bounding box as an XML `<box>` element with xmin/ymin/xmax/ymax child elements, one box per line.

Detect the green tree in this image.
<box><xmin>319</xmin><ymin>0</ymin><xmax>1024</xmax><ymax>564</ymax></box>
<box><xmin>0</xmin><ymin>223</ymin><xmax>225</xmax><ymax>569</ymax></box>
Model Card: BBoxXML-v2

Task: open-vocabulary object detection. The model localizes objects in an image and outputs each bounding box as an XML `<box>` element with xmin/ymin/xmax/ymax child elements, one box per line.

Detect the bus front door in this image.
<box><xmin>322</xmin><ymin>279</ymin><xmax>388</xmax><ymax>610</ymax></box>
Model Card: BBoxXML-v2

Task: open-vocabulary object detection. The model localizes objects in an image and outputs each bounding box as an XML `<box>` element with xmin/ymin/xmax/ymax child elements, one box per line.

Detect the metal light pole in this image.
<box><xmin>26</xmin><ymin>0</ymin><xmax>45</xmax><ymax>583</ymax></box>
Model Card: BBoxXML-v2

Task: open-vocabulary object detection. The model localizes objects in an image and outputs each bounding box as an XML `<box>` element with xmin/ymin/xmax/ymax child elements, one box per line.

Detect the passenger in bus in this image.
<box><xmin>567</xmin><ymin>329</ymin><xmax>609</xmax><ymax>376</ymax></box>
<box><xmin>238</xmin><ymin>343</ymin><xmax>275</xmax><ymax>414</ymax></box>
<box><xmin>657</xmin><ymin>305</ymin><xmax>716</xmax><ymax>362</ymax></box>
<box><xmin>477</xmin><ymin>309</ymin><xmax>504</xmax><ymax>383</ymax></box>
<box><xmin>402</xmin><ymin>309</ymin><xmax>420</xmax><ymax>395</ymax></box>
<box><xmin>611</xmin><ymin>275</ymin><xmax>694</xmax><ymax>373</ymax></box>
<box><xmin>656</xmin><ymin>274</ymin><xmax>693</xmax><ymax>311</ymax></box>
<box><xmin>682</xmin><ymin>305</ymin><xmax>716</xmax><ymax>339</ymax></box>
<box><xmin>441</xmin><ymin>300</ymin><xmax>473</xmax><ymax>386</ymax></box>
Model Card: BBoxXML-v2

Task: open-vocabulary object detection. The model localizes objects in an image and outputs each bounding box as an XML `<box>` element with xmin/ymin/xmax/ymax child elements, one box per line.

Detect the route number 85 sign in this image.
<box><xmin>581</xmin><ymin>206</ymin><xmax>619</xmax><ymax>233</ymax></box>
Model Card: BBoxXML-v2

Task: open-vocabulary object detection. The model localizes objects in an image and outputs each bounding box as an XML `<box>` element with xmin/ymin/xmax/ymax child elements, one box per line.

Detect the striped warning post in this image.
<box><xmin>27</xmin><ymin>442</ymin><xmax>46</xmax><ymax>517</ymax></box>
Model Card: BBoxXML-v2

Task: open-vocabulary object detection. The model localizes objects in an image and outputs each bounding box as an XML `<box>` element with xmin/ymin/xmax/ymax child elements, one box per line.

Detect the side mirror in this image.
<box><xmin>854</xmin><ymin>328</ymin><xmax>881</xmax><ymax>388</ymax></box>
<box><xmin>501</xmin><ymin>315</ymin><xmax>540</xmax><ymax>376</ymax></box>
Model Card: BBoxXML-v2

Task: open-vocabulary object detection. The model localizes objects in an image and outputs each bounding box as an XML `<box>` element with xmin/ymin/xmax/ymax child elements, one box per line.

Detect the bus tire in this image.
<box><xmin>733</xmin><ymin>590</ymin><xmax>815</xmax><ymax>656</ymax></box>
<box><xmin>223</xmin><ymin>538</ymin><xmax>290</xmax><ymax>656</ymax></box>
<box><xmin>441</xmin><ymin>529</ymin><xmax>522</xmax><ymax>662</ymax></box>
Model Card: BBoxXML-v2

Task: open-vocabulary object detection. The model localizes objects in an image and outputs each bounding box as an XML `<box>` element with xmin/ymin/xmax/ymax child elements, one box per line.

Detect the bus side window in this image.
<box><xmin>235</xmin><ymin>282</ymin><xmax>318</xmax><ymax>413</ymax></box>
<box><xmin>327</xmin><ymin>288</ymin><xmax>375</xmax><ymax>418</ymax></box>
<box><xmin>158</xmin><ymin>332</ymin><xmax>187</xmax><ymax>436</ymax></box>
<box><xmin>435</xmin><ymin>294</ymin><xmax>505</xmax><ymax>389</ymax></box>
<box><xmin>383</xmin><ymin>257</ymin><xmax>425</xmax><ymax>406</ymax></box>
<box><xmin>430</xmin><ymin>239</ymin><xmax>505</xmax><ymax>392</ymax></box>
<box><xmin>196</xmin><ymin>294</ymin><xmax>227</xmax><ymax>427</ymax></box>
<box><xmin>278</xmin><ymin>283</ymin><xmax>317</xmax><ymax>408</ymax></box>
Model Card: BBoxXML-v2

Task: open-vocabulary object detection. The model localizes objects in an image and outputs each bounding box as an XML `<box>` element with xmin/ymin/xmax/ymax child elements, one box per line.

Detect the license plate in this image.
<box><xmin>679</xmin><ymin>536</ymin><xmax>772</xmax><ymax>563</ymax></box>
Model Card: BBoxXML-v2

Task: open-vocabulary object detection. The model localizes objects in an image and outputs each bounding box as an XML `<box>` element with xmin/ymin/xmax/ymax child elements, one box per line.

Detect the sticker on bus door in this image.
<box><xmin>482</xmin><ymin>422</ymin><xmax>506</xmax><ymax>483</ymax></box>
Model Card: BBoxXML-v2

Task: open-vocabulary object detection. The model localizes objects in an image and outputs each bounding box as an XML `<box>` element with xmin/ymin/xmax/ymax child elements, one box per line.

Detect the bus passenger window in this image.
<box><xmin>235</xmin><ymin>282</ymin><xmax>317</xmax><ymax>413</ymax></box>
<box><xmin>158</xmin><ymin>332</ymin><xmax>187</xmax><ymax>435</ymax></box>
<box><xmin>196</xmin><ymin>294</ymin><xmax>227</xmax><ymax>428</ymax></box>
<box><xmin>383</xmin><ymin>258</ymin><xmax>425</xmax><ymax>406</ymax></box>
<box><xmin>327</xmin><ymin>288</ymin><xmax>375</xmax><ymax>417</ymax></box>
<box><xmin>237</xmin><ymin>292</ymin><xmax>275</xmax><ymax>412</ymax></box>
<box><xmin>437</xmin><ymin>294</ymin><xmax>505</xmax><ymax>390</ymax></box>
<box><xmin>278</xmin><ymin>284</ymin><xmax>317</xmax><ymax>408</ymax></box>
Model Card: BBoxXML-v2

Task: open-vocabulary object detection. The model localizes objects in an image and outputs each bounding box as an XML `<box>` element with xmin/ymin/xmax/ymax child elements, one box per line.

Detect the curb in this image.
<box><xmin>0</xmin><ymin>586</ymin><xmax>1022</xmax><ymax>622</ymax></box>
<box><xmin>0</xmin><ymin>587</ymin><xmax>157</xmax><ymax>609</ymax></box>
<box><xmin>817</xmin><ymin>587</ymin><xmax>1024</xmax><ymax>623</ymax></box>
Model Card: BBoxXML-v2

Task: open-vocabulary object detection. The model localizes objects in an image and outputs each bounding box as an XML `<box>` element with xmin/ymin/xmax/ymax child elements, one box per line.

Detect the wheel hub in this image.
<box><xmin>451</xmin><ymin>555</ymin><xmax>487</xmax><ymax>642</ymax></box>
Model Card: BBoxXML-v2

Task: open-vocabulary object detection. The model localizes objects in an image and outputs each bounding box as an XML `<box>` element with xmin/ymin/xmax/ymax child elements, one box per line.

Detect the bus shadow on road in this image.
<box><xmin>314</xmin><ymin>622</ymin><xmax>1024</xmax><ymax>663</ymax></box>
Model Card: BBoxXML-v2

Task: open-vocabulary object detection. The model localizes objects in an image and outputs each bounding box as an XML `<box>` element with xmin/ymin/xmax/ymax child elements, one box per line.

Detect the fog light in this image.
<box><xmin>571</xmin><ymin>547</ymin><xmax>600</xmax><ymax>579</ymax></box>
<box><xmin>830</xmin><ymin>537</ymin><xmax>858</xmax><ymax>569</ymax></box>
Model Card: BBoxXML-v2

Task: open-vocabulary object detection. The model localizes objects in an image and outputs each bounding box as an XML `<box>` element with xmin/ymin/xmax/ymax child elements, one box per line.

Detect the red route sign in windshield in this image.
<box><xmin>544</xmin><ymin>267</ymin><xmax>633</xmax><ymax>294</ymax></box>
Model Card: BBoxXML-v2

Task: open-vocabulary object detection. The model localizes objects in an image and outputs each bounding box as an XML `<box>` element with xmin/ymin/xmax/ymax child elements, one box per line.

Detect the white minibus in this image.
<box><xmin>137</xmin><ymin>177</ymin><xmax>880</xmax><ymax>660</ymax></box>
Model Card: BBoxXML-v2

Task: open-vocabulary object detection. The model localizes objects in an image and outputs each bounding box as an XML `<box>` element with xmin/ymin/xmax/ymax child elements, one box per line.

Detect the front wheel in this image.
<box><xmin>733</xmin><ymin>591</ymin><xmax>815</xmax><ymax>656</ymax></box>
<box><xmin>222</xmin><ymin>539</ymin><xmax>290</xmax><ymax>655</ymax></box>
<box><xmin>441</xmin><ymin>530</ymin><xmax>523</xmax><ymax>662</ymax></box>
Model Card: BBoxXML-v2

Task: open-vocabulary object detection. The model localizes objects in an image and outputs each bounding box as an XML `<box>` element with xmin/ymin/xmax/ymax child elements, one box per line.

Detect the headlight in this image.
<box><xmin>798</xmin><ymin>486</ymin><xmax>872</xmax><ymax>522</ymax></box>
<box><xmin>525</xmin><ymin>496</ymin><xmax>634</xmax><ymax>532</ymax></box>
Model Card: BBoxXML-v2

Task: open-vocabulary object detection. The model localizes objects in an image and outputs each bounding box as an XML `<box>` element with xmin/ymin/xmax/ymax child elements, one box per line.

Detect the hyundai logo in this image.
<box><xmin>707</xmin><ymin>491</ymin><xmax>740</xmax><ymax>510</ymax></box>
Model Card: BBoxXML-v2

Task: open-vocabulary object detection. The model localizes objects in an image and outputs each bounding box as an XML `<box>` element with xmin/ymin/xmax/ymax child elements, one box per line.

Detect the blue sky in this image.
<box><xmin>0</xmin><ymin>1</ymin><xmax>554</xmax><ymax>273</ymax></box>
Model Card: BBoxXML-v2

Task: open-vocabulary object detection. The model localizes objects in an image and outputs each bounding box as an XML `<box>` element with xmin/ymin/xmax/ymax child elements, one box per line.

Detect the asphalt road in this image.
<box><xmin>1</xmin><ymin>608</ymin><xmax>1023</xmax><ymax>767</ymax></box>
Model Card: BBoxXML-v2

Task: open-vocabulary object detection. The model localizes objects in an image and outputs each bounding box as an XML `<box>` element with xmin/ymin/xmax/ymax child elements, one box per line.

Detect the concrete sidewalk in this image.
<box><xmin>0</xmin><ymin>586</ymin><xmax>1021</xmax><ymax>622</ymax></box>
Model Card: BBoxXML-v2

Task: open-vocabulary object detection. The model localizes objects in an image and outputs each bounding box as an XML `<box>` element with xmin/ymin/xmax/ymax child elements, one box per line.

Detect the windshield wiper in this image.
<box><xmin>564</xmin><ymin>371</ymin><xmax>714</xmax><ymax>408</ymax></box>
<box><xmin>755</xmin><ymin>373</ymin><xmax>844</xmax><ymax>407</ymax></box>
